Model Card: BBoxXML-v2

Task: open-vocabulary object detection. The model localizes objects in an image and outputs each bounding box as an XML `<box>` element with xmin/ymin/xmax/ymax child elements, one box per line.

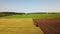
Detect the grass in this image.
<box><xmin>1</xmin><ymin>13</ymin><xmax>60</xmax><ymax>18</ymax></box>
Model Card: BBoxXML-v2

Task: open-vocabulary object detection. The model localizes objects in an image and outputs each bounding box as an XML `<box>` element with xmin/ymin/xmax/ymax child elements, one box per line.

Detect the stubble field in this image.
<box><xmin>0</xmin><ymin>18</ymin><xmax>44</xmax><ymax>34</ymax></box>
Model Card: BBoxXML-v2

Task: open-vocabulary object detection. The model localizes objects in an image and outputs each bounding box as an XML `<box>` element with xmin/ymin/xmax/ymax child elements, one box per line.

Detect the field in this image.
<box><xmin>0</xmin><ymin>13</ymin><xmax>60</xmax><ymax>18</ymax></box>
<box><xmin>0</xmin><ymin>13</ymin><xmax>60</xmax><ymax>34</ymax></box>
<box><xmin>0</xmin><ymin>18</ymin><xmax>44</xmax><ymax>34</ymax></box>
<box><xmin>33</xmin><ymin>18</ymin><xmax>60</xmax><ymax>34</ymax></box>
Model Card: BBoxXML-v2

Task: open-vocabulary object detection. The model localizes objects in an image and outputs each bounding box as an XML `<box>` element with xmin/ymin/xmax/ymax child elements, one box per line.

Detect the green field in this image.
<box><xmin>1</xmin><ymin>13</ymin><xmax>60</xmax><ymax>18</ymax></box>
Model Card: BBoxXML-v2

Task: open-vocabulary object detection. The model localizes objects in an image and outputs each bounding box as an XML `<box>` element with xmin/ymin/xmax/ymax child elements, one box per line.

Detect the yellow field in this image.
<box><xmin>0</xmin><ymin>18</ymin><xmax>44</xmax><ymax>34</ymax></box>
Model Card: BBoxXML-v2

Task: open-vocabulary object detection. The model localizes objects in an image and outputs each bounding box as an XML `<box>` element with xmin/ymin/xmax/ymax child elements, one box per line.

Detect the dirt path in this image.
<box><xmin>0</xmin><ymin>18</ymin><xmax>43</xmax><ymax>34</ymax></box>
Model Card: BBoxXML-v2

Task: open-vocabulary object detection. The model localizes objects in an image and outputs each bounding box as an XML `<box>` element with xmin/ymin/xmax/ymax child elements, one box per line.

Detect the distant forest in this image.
<box><xmin>0</xmin><ymin>12</ymin><xmax>60</xmax><ymax>17</ymax></box>
<box><xmin>0</xmin><ymin>12</ymin><xmax>25</xmax><ymax>17</ymax></box>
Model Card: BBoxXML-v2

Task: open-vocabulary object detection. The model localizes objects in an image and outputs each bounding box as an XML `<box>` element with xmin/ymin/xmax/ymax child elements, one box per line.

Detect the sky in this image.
<box><xmin>0</xmin><ymin>0</ymin><xmax>60</xmax><ymax>13</ymax></box>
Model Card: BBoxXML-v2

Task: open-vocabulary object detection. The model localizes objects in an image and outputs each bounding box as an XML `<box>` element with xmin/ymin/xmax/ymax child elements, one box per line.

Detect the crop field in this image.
<box><xmin>0</xmin><ymin>13</ymin><xmax>60</xmax><ymax>34</ymax></box>
<box><xmin>0</xmin><ymin>18</ymin><xmax>44</xmax><ymax>34</ymax></box>
<box><xmin>33</xmin><ymin>18</ymin><xmax>60</xmax><ymax>34</ymax></box>
<box><xmin>0</xmin><ymin>13</ymin><xmax>60</xmax><ymax>18</ymax></box>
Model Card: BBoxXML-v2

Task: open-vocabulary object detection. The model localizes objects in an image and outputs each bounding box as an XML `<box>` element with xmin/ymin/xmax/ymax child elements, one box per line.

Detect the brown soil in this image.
<box><xmin>33</xmin><ymin>18</ymin><xmax>60</xmax><ymax>34</ymax></box>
